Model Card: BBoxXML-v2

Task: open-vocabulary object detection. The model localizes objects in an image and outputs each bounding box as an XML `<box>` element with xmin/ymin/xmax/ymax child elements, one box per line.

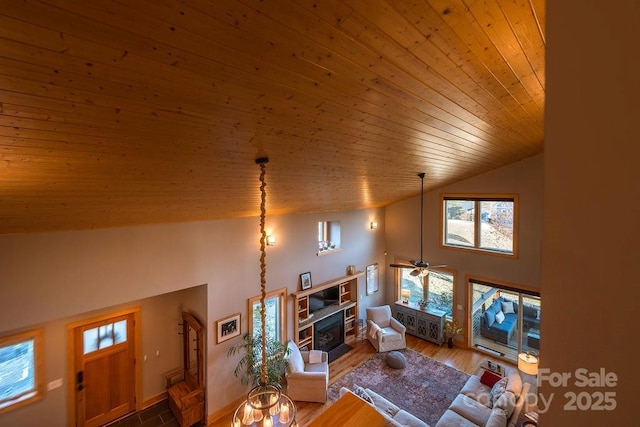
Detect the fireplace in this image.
<box><xmin>314</xmin><ymin>312</ymin><xmax>344</xmax><ymax>353</ymax></box>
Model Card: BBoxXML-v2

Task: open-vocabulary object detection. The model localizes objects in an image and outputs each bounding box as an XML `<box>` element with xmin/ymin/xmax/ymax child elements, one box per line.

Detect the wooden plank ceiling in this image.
<box><xmin>0</xmin><ymin>0</ymin><xmax>545</xmax><ymax>235</ymax></box>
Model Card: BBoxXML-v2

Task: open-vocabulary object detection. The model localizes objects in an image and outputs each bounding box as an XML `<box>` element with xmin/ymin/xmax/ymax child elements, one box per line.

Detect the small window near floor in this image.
<box><xmin>0</xmin><ymin>328</ymin><xmax>44</xmax><ymax>414</ymax></box>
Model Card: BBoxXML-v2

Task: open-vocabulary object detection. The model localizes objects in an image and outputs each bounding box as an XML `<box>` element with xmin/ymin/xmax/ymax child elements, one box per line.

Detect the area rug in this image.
<box><xmin>327</xmin><ymin>348</ymin><xmax>469</xmax><ymax>425</ymax></box>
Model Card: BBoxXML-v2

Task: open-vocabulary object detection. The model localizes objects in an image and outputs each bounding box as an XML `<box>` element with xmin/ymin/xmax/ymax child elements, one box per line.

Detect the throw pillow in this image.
<box><xmin>484</xmin><ymin>309</ymin><xmax>496</xmax><ymax>327</ymax></box>
<box><xmin>501</xmin><ymin>301</ymin><xmax>515</xmax><ymax>314</ymax></box>
<box><xmin>353</xmin><ymin>384</ymin><xmax>374</xmax><ymax>405</ymax></box>
<box><xmin>480</xmin><ymin>370</ymin><xmax>502</xmax><ymax>387</ymax></box>
<box><xmin>495</xmin><ymin>310</ymin><xmax>505</xmax><ymax>324</ymax></box>
<box><xmin>490</xmin><ymin>377</ymin><xmax>508</xmax><ymax>406</ymax></box>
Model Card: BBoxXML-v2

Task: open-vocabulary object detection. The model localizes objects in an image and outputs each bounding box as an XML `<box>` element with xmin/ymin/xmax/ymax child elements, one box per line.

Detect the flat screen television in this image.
<box><xmin>308</xmin><ymin>286</ymin><xmax>339</xmax><ymax>314</ymax></box>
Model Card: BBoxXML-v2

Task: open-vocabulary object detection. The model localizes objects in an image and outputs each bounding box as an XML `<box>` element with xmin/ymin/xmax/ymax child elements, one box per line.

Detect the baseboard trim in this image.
<box><xmin>142</xmin><ymin>391</ymin><xmax>168</xmax><ymax>410</ymax></box>
<box><xmin>207</xmin><ymin>395</ymin><xmax>246</xmax><ymax>425</ymax></box>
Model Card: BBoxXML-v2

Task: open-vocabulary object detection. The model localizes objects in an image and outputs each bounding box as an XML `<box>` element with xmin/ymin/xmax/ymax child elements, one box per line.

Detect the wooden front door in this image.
<box><xmin>74</xmin><ymin>313</ymin><xmax>135</xmax><ymax>427</ymax></box>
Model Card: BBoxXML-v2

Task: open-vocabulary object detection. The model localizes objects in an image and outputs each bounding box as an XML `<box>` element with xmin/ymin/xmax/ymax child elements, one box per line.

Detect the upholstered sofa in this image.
<box><xmin>480</xmin><ymin>298</ymin><xmax>540</xmax><ymax>345</ymax></box>
<box><xmin>435</xmin><ymin>366</ymin><xmax>530</xmax><ymax>427</ymax></box>
<box><xmin>339</xmin><ymin>386</ymin><xmax>429</xmax><ymax>427</ymax></box>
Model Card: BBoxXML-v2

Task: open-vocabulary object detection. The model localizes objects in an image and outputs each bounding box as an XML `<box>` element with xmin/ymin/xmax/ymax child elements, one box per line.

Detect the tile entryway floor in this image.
<box><xmin>105</xmin><ymin>400</ymin><xmax>205</xmax><ymax>427</ymax></box>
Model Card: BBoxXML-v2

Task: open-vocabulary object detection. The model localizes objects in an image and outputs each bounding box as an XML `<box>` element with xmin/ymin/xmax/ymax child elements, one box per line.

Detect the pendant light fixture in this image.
<box><xmin>231</xmin><ymin>157</ymin><xmax>297</xmax><ymax>427</ymax></box>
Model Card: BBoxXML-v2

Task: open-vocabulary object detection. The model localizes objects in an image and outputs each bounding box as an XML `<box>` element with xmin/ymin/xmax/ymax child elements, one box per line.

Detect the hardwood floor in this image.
<box><xmin>209</xmin><ymin>335</ymin><xmax>516</xmax><ymax>426</ymax></box>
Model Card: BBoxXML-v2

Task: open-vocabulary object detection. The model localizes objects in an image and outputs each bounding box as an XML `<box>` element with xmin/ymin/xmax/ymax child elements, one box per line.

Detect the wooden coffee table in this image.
<box><xmin>309</xmin><ymin>391</ymin><xmax>386</xmax><ymax>427</ymax></box>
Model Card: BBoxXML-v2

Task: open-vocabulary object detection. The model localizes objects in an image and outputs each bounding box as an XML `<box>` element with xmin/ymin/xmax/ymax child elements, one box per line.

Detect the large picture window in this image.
<box><xmin>442</xmin><ymin>194</ymin><xmax>518</xmax><ymax>256</ymax></box>
<box><xmin>0</xmin><ymin>328</ymin><xmax>44</xmax><ymax>414</ymax></box>
<box><xmin>397</xmin><ymin>266</ymin><xmax>455</xmax><ymax>318</ymax></box>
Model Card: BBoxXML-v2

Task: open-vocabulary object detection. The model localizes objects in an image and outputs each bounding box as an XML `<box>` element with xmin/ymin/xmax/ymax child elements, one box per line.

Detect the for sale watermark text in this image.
<box><xmin>534</xmin><ymin>368</ymin><xmax>618</xmax><ymax>412</ymax></box>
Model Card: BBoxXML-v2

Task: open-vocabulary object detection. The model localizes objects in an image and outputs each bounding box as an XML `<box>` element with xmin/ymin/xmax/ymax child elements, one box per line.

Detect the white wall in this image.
<box><xmin>542</xmin><ymin>1</ymin><xmax>639</xmax><ymax>424</ymax></box>
<box><xmin>384</xmin><ymin>155</ymin><xmax>544</xmax><ymax>330</ymax></box>
<box><xmin>0</xmin><ymin>207</ymin><xmax>385</xmax><ymax>425</ymax></box>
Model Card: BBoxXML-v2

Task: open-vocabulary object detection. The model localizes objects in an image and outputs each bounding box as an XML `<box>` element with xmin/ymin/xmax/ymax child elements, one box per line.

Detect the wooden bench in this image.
<box><xmin>166</xmin><ymin>312</ymin><xmax>205</xmax><ymax>427</ymax></box>
<box><xmin>165</xmin><ymin>369</ymin><xmax>204</xmax><ymax>427</ymax></box>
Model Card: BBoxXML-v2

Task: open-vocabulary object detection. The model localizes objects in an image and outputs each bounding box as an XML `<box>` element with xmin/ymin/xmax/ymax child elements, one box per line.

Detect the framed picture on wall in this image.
<box><xmin>300</xmin><ymin>272</ymin><xmax>312</xmax><ymax>290</ymax></box>
<box><xmin>366</xmin><ymin>263</ymin><xmax>379</xmax><ymax>295</ymax></box>
<box><xmin>216</xmin><ymin>312</ymin><xmax>241</xmax><ymax>344</ymax></box>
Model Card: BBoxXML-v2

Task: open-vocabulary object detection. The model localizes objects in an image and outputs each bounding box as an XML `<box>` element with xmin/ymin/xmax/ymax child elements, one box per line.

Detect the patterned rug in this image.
<box><xmin>327</xmin><ymin>348</ymin><xmax>469</xmax><ymax>425</ymax></box>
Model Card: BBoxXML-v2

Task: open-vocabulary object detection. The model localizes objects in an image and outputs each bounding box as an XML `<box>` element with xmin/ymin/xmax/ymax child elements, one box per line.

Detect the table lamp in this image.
<box><xmin>518</xmin><ymin>352</ymin><xmax>539</xmax><ymax>376</ymax></box>
<box><xmin>401</xmin><ymin>289</ymin><xmax>410</xmax><ymax>304</ymax></box>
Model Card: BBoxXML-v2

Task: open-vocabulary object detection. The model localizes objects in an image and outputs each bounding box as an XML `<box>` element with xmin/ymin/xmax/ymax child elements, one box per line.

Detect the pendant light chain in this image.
<box><xmin>257</xmin><ymin>158</ymin><xmax>268</xmax><ymax>385</ymax></box>
<box><xmin>231</xmin><ymin>157</ymin><xmax>297</xmax><ymax>427</ymax></box>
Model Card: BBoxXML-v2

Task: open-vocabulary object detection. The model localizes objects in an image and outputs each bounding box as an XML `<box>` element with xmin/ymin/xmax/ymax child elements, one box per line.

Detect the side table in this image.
<box><xmin>477</xmin><ymin>360</ymin><xmax>506</xmax><ymax>377</ymax></box>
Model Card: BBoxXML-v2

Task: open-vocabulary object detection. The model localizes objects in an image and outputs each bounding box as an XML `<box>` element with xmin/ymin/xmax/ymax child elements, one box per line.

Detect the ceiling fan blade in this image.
<box><xmin>429</xmin><ymin>264</ymin><xmax>447</xmax><ymax>269</ymax></box>
<box><xmin>389</xmin><ymin>263</ymin><xmax>415</xmax><ymax>269</ymax></box>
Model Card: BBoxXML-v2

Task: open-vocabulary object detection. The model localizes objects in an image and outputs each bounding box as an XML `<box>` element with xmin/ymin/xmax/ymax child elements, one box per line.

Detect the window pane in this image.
<box><xmin>113</xmin><ymin>320</ymin><xmax>127</xmax><ymax>345</ymax></box>
<box><xmin>521</xmin><ymin>295</ymin><xmax>541</xmax><ymax>353</ymax></box>
<box><xmin>318</xmin><ymin>220</ymin><xmax>341</xmax><ymax>252</ymax></box>
<box><xmin>444</xmin><ymin>200</ymin><xmax>474</xmax><ymax>247</ymax></box>
<box><xmin>83</xmin><ymin>328</ymin><xmax>98</xmax><ymax>354</ymax></box>
<box><xmin>318</xmin><ymin>221</ymin><xmax>325</xmax><ymax>250</ymax></box>
<box><xmin>265</xmin><ymin>297</ymin><xmax>279</xmax><ymax>341</ymax></box>
<box><xmin>98</xmin><ymin>324</ymin><xmax>113</xmax><ymax>349</ymax></box>
<box><xmin>253</xmin><ymin>297</ymin><xmax>279</xmax><ymax>342</ymax></box>
<box><xmin>0</xmin><ymin>340</ymin><xmax>35</xmax><ymax>401</ymax></box>
<box><xmin>479</xmin><ymin>201</ymin><xmax>514</xmax><ymax>253</ymax></box>
<box><xmin>400</xmin><ymin>269</ymin><xmax>424</xmax><ymax>303</ymax></box>
<box><xmin>427</xmin><ymin>271</ymin><xmax>454</xmax><ymax>317</ymax></box>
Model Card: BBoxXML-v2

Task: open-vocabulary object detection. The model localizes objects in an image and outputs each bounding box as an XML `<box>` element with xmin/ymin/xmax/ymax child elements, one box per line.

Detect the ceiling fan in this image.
<box><xmin>389</xmin><ymin>172</ymin><xmax>446</xmax><ymax>277</ymax></box>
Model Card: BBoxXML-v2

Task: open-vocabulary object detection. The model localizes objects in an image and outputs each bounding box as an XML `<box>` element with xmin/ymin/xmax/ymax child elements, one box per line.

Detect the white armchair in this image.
<box><xmin>366</xmin><ymin>305</ymin><xmax>406</xmax><ymax>352</ymax></box>
<box><xmin>285</xmin><ymin>340</ymin><xmax>329</xmax><ymax>403</ymax></box>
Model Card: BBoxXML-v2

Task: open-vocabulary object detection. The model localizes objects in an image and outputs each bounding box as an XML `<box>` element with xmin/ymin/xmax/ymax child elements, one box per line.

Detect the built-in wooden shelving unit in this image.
<box><xmin>291</xmin><ymin>272</ymin><xmax>363</xmax><ymax>350</ymax></box>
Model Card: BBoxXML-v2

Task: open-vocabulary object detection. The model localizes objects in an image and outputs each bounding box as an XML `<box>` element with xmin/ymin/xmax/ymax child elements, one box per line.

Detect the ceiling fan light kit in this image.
<box><xmin>389</xmin><ymin>173</ymin><xmax>446</xmax><ymax>277</ymax></box>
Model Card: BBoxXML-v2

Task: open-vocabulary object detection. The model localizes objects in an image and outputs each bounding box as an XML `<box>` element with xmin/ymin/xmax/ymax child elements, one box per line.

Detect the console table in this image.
<box><xmin>394</xmin><ymin>301</ymin><xmax>445</xmax><ymax>345</ymax></box>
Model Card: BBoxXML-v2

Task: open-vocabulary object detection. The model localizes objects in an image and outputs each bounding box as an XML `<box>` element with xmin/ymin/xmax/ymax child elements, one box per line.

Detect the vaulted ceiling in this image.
<box><xmin>0</xmin><ymin>0</ymin><xmax>545</xmax><ymax>235</ymax></box>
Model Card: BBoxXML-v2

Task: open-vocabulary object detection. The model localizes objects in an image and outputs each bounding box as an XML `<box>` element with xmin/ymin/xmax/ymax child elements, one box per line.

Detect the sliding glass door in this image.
<box><xmin>469</xmin><ymin>279</ymin><xmax>540</xmax><ymax>363</ymax></box>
